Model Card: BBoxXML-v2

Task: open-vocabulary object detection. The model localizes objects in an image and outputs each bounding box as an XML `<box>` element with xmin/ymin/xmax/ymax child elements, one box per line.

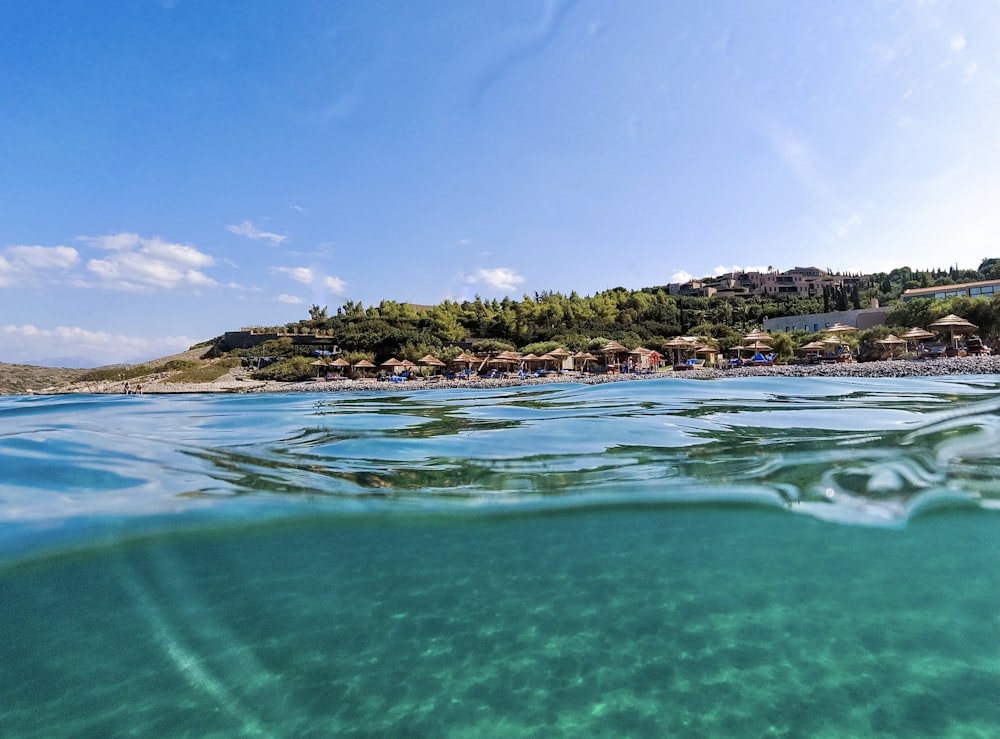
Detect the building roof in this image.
<box><xmin>902</xmin><ymin>279</ymin><xmax>1000</xmax><ymax>297</ymax></box>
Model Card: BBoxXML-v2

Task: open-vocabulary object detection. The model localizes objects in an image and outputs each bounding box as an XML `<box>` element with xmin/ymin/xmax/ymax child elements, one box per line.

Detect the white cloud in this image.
<box><xmin>1</xmin><ymin>324</ymin><xmax>195</xmax><ymax>366</ymax></box>
<box><xmin>835</xmin><ymin>213</ymin><xmax>865</xmax><ymax>240</ymax></box>
<box><xmin>5</xmin><ymin>245</ymin><xmax>80</xmax><ymax>270</ymax></box>
<box><xmin>670</xmin><ymin>270</ymin><xmax>694</xmax><ymax>283</ymax></box>
<box><xmin>274</xmin><ymin>266</ymin><xmax>347</xmax><ymax>295</ymax></box>
<box><xmin>226</xmin><ymin>221</ymin><xmax>288</xmax><ymax>246</ymax></box>
<box><xmin>78</xmin><ymin>233</ymin><xmax>217</xmax><ymax>291</ymax></box>
<box><xmin>141</xmin><ymin>237</ymin><xmax>214</xmax><ymax>268</ymax></box>
<box><xmin>950</xmin><ymin>35</ymin><xmax>967</xmax><ymax>51</ymax></box>
<box><xmin>84</xmin><ymin>232</ymin><xmax>141</xmax><ymax>251</ymax></box>
<box><xmin>963</xmin><ymin>62</ymin><xmax>978</xmax><ymax>83</ymax></box>
<box><xmin>290</xmin><ymin>205</ymin><xmax>306</xmax><ymax>213</ymax></box>
<box><xmin>323</xmin><ymin>275</ymin><xmax>347</xmax><ymax>294</ymax></box>
<box><xmin>277</xmin><ymin>294</ymin><xmax>303</xmax><ymax>304</ymax></box>
<box><xmin>0</xmin><ymin>244</ymin><xmax>81</xmax><ymax>286</ymax></box>
<box><xmin>275</xmin><ymin>266</ymin><xmax>315</xmax><ymax>284</ymax></box>
<box><xmin>0</xmin><ymin>255</ymin><xmax>13</xmax><ymax>287</ymax></box>
<box><xmin>464</xmin><ymin>267</ymin><xmax>525</xmax><ymax>292</ymax></box>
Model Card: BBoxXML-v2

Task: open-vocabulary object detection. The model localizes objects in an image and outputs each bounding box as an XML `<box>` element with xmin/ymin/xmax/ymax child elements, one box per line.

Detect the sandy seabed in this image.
<box><xmin>47</xmin><ymin>355</ymin><xmax>1000</xmax><ymax>395</ymax></box>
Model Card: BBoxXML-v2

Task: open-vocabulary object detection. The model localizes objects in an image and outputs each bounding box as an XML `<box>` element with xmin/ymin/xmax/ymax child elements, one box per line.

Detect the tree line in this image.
<box><xmin>239</xmin><ymin>260</ymin><xmax>999</xmax><ymax>376</ymax></box>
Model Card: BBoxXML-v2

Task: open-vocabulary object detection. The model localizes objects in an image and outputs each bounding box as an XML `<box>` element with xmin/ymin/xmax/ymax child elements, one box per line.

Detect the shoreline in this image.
<box><xmin>38</xmin><ymin>355</ymin><xmax>1000</xmax><ymax>395</ymax></box>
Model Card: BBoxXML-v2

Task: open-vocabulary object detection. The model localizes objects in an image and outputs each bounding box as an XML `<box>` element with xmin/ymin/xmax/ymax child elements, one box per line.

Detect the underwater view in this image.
<box><xmin>2</xmin><ymin>375</ymin><xmax>999</xmax><ymax>737</ymax></box>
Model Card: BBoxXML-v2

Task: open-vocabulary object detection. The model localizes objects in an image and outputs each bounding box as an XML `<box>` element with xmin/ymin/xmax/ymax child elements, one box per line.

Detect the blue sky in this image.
<box><xmin>2</xmin><ymin>0</ymin><xmax>998</xmax><ymax>366</ymax></box>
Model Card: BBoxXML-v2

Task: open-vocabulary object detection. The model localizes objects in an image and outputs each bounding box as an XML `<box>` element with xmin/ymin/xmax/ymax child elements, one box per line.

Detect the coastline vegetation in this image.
<box><xmin>231</xmin><ymin>262</ymin><xmax>1000</xmax><ymax>382</ymax></box>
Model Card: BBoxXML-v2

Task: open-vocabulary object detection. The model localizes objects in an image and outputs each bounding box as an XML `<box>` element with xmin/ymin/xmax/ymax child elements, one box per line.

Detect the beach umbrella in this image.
<box><xmin>742</xmin><ymin>329</ymin><xmax>771</xmax><ymax>343</ymax></box>
<box><xmin>875</xmin><ymin>334</ymin><xmax>907</xmax><ymax>358</ymax></box>
<box><xmin>450</xmin><ymin>352</ymin><xmax>480</xmax><ymax>375</ymax></box>
<box><xmin>663</xmin><ymin>336</ymin><xmax>697</xmax><ymax>365</ymax></box>
<box><xmin>418</xmin><ymin>354</ymin><xmax>445</xmax><ymax>366</ymax></box>
<box><xmin>311</xmin><ymin>358</ymin><xmax>328</xmax><ymax>377</ymax></box>
<box><xmin>380</xmin><ymin>357</ymin><xmax>403</xmax><ymax>367</ymax></box>
<box><xmin>330</xmin><ymin>357</ymin><xmax>350</xmax><ymax>368</ymax></box>
<box><xmin>798</xmin><ymin>341</ymin><xmax>826</xmax><ymax>353</ymax></box>
<box><xmin>572</xmin><ymin>351</ymin><xmax>597</xmax><ymax>370</ymax></box>
<box><xmin>899</xmin><ymin>326</ymin><xmax>934</xmax><ymax>352</ymax></box>
<box><xmin>352</xmin><ymin>359</ymin><xmax>375</xmax><ymax>377</ymax></box>
<box><xmin>825</xmin><ymin>322</ymin><xmax>856</xmax><ymax>335</ymax></box>
<box><xmin>545</xmin><ymin>347</ymin><xmax>570</xmax><ymax>369</ymax></box>
<box><xmin>900</xmin><ymin>327</ymin><xmax>933</xmax><ymax>341</ymax></box>
<box><xmin>824</xmin><ymin>323</ymin><xmax>856</xmax><ymax>349</ymax></box>
<box><xmin>927</xmin><ymin>314</ymin><xmax>978</xmax><ymax>347</ymax></box>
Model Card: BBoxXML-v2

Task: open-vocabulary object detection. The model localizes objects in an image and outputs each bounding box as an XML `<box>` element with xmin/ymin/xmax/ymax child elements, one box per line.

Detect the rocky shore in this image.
<box><xmin>38</xmin><ymin>355</ymin><xmax>1000</xmax><ymax>395</ymax></box>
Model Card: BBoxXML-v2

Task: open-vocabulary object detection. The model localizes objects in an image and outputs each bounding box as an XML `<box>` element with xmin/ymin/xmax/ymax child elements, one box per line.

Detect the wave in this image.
<box><xmin>1</xmin><ymin>375</ymin><xmax>998</xmax><ymax>548</ymax></box>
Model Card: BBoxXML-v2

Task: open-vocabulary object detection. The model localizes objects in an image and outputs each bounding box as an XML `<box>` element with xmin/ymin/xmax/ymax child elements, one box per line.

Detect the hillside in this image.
<box><xmin>0</xmin><ymin>362</ymin><xmax>89</xmax><ymax>394</ymax></box>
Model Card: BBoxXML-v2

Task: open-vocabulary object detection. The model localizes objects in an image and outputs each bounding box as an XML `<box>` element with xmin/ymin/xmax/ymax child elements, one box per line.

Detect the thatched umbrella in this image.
<box><xmin>798</xmin><ymin>340</ymin><xmax>827</xmax><ymax>353</ymax></box>
<box><xmin>825</xmin><ymin>322</ymin><xmax>856</xmax><ymax>335</ymax></box>
<box><xmin>742</xmin><ymin>329</ymin><xmax>771</xmax><ymax>343</ymax></box>
<box><xmin>417</xmin><ymin>354</ymin><xmax>445</xmax><ymax>377</ymax></box>
<box><xmin>900</xmin><ymin>326</ymin><xmax>933</xmax><ymax>342</ymax></box>
<box><xmin>545</xmin><ymin>347</ymin><xmax>570</xmax><ymax>370</ymax></box>
<box><xmin>875</xmin><ymin>334</ymin><xmax>907</xmax><ymax>358</ymax></box>
<box><xmin>572</xmin><ymin>351</ymin><xmax>598</xmax><ymax>371</ymax></box>
<box><xmin>599</xmin><ymin>340</ymin><xmax>629</xmax><ymax>368</ymax></box>
<box><xmin>352</xmin><ymin>359</ymin><xmax>376</xmax><ymax>377</ymax></box>
<box><xmin>927</xmin><ymin>314</ymin><xmax>978</xmax><ymax>348</ymax></box>
<box><xmin>324</xmin><ymin>357</ymin><xmax>349</xmax><ymax>377</ymax></box>
<box><xmin>664</xmin><ymin>336</ymin><xmax>697</xmax><ymax>365</ymax></box>
<box><xmin>451</xmin><ymin>351</ymin><xmax>480</xmax><ymax>376</ymax></box>
<box><xmin>311</xmin><ymin>358</ymin><xmax>329</xmax><ymax>377</ymax></box>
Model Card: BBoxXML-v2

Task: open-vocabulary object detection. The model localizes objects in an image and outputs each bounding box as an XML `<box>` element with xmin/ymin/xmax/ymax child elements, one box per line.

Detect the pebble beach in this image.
<box><xmin>47</xmin><ymin>355</ymin><xmax>1000</xmax><ymax>395</ymax></box>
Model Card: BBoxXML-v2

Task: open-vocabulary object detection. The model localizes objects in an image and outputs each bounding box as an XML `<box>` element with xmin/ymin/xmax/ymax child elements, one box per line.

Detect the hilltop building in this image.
<box><xmin>673</xmin><ymin>267</ymin><xmax>868</xmax><ymax>298</ymax></box>
<box><xmin>223</xmin><ymin>327</ymin><xmax>340</xmax><ymax>353</ymax></box>
<box><xmin>901</xmin><ymin>279</ymin><xmax>1000</xmax><ymax>301</ymax></box>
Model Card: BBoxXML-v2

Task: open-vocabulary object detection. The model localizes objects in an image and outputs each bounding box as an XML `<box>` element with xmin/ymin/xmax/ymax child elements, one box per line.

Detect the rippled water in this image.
<box><xmin>2</xmin><ymin>376</ymin><xmax>999</xmax><ymax>736</ymax></box>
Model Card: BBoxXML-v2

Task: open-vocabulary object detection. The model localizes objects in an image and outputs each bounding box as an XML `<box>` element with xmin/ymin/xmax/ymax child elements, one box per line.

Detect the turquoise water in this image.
<box><xmin>1</xmin><ymin>376</ymin><xmax>999</xmax><ymax>736</ymax></box>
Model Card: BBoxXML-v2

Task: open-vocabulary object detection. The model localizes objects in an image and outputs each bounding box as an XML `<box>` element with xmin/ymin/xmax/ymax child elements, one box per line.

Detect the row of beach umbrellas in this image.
<box><xmin>313</xmin><ymin>314</ymin><xmax>982</xmax><ymax>376</ymax></box>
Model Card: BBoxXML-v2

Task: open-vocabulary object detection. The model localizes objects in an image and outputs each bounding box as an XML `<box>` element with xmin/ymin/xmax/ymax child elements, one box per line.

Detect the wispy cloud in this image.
<box><xmin>226</xmin><ymin>221</ymin><xmax>288</xmax><ymax>246</ymax></box>
<box><xmin>273</xmin><ymin>265</ymin><xmax>348</xmax><ymax>295</ymax></box>
<box><xmin>277</xmin><ymin>294</ymin><xmax>303</xmax><ymax>304</ymax></box>
<box><xmin>464</xmin><ymin>267</ymin><xmax>526</xmax><ymax>292</ymax></box>
<box><xmin>0</xmin><ymin>244</ymin><xmax>80</xmax><ymax>285</ymax></box>
<box><xmin>78</xmin><ymin>233</ymin><xmax>217</xmax><ymax>291</ymax></box>
<box><xmin>274</xmin><ymin>266</ymin><xmax>315</xmax><ymax>284</ymax></box>
<box><xmin>323</xmin><ymin>275</ymin><xmax>347</xmax><ymax>294</ymax></box>
<box><xmin>1</xmin><ymin>323</ymin><xmax>194</xmax><ymax>366</ymax></box>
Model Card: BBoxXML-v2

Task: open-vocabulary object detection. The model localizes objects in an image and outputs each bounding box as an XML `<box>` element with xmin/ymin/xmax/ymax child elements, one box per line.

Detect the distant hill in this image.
<box><xmin>22</xmin><ymin>355</ymin><xmax>103</xmax><ymax>369</ymax></box>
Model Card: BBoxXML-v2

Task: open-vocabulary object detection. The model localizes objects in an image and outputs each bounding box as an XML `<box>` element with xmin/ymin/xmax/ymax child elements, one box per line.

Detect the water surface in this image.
<box><xmin>2</xmin><ymin>376</ymin><xmax>998</xmax><ymax>736</ymax></box>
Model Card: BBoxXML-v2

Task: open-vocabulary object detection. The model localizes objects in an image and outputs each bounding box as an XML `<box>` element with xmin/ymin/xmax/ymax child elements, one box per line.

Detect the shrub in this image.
<box><xmin>163</xmin><ymin>359</ymin><xmax>198</xmax><ymax>372</ymax></box>
<box><xmin>80</xmin><ymin>365</ymin><xmax>156</xmax><ymax>382</ymax></box>
<box><xmin>252</xmin><ymin>356</ymin><xmax>315</xmax><ymax>382</ymax></box>
<box><xmin>164</xmin><ymin>363</ymin><xmax>232</xmax><ymax>384</ymax></box>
